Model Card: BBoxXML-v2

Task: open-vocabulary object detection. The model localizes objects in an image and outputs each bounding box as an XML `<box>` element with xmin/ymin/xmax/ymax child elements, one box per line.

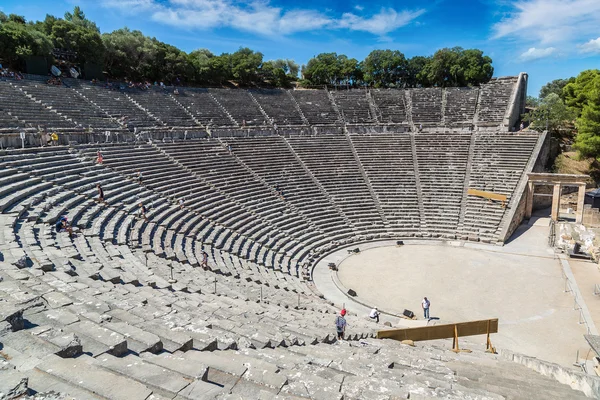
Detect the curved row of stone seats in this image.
<box><xmin>228</xmin><ymin>136</ymin><xmax>355</xmax><ymax>242</ymax></box>
<box><xmin>414</xmin><ymin>133</ymin><xmax>471</xmax><ymax>237</ymax></box>
<box><xmin>412</xmin><ymin>88</ymin><xmax>443</xmax><ymax>125</ymax></box>
<box><xmin>371</xmin><ymin>89</ymin><xmax>408</xmax><ymax>124</ymax></box>
<box><xmin>249</xmin><ymin>89</ymin><xmax>306</xmax><ymax>126</ymax></box>
<box><xmin>331</xmin><ymin>90</ymin><xmax>374</xmax><ymax>124</ymax></box>
<box><xmin>286</xmin><ymin>135</ymin><xmax>387</xmax><ymax>235</ymax></box>
<box><xmin>0</xmin><ymin>81</ymin><xmax>77</xmax><ymax>130</ymax></box>
<box><xmin>75</xmin><ymin>85</ymin><xmax>159</xmax><ymax>128</ymax></box>
<box><xmin>77</xmin><ymin>143</ymin><xmax>311</xmax><ymax>273</ymax></box>
<box><xmin>10</xmin><ymin>80</ymin><xmax>122</xmax><ymax>130</ymax></box>
<box><xmin>477</xmin><ymin>77</ymin><xmax>518</xmax><ymax>126</ymax></box>
<box><xmin>175</xmin><ymin>89</ymin><xmax>236</xmax><ymax>127</ymax></box>
<box><xmin>156</xmin><ymin>140</ymin><xmax>319</xmax><ymax>268</ymax></box>
<box><xmin>128</xmin><ymin>90</ymin><xmax>198</xmax><ymax>127</ymax></box>
<box><xmin>290</xmin><ymin>89</ymin><xmax>341</xmax><ymax>125</ymax></box>
<box><xmin>0</xmin><ymin>260</ymin><xmax>589</xmax><ymax>400</ymax></box>
<box><xmin>350</xmin><ymin>134</ymin><xmax>421</xmax><ymax>234</ymax></box>
<box><xmin>209</xmin><ymin>89</ymin><xmax>267</xmax><ymax>126</ymax></box>
<box><xmin>445</xmin><ymin>87</ymin><xmax>479</xmax><ymax>126</ymax></box>
<box><xmin>459</xmin><ymin>133</ymin><xmax>540</xmax><ymax>241</ymax></box>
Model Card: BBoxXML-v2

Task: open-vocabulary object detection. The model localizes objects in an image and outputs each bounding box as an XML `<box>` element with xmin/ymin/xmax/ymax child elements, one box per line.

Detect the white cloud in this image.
<box><xmin>339</xmin><ymin>8</ymin><xmax>426</xmax><ymax>35</ymax></box>
<box><xmin>493</xmin><ymin>0</ymin><xmax>600</xmax><ymax>45</ymax></box>
<box><xmin>354</xmin><ymin>5</ymin><xmax>364</xmax><ymax>11</ymax></box>
<box><xmin>103</xmin><ymin>0</ymin><xmax>424</xmax><ymax>36</ymax></box>
<box><xmin>579</xmin><ymin>37</ymin><xmax>600</xmax><ymax>54</ymax></box>
<box><xmin>518</xmin><ymin>47</ymin><xmax>556</xmax><ymax>61</ymax></box>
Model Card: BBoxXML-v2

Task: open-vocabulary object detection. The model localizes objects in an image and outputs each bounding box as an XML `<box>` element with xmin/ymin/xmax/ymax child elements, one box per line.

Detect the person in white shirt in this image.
<box><xmin>422</xmin><ymin>297</ymin><xmax>431</xmax><ymax>320</ymax></box>
<box><xmin>369</xmin><ymin>307</ymin><xmax>380</xmax><ymax>323</ymax></box>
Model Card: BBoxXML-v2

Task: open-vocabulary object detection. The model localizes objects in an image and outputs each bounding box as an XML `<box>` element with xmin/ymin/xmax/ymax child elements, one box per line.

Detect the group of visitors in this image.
<box><xmin>40</xmin><ymin>131</ymin><xmax>59</xmax><ymax>147</ymax></box>
<box><xmin>335</xmin><ymin>297</ymin><xmax>432</xmax><ymax>340</ymax></box>
<box><xmin>0</xmin><ymin>67</ymin><xmax>23</xmax><ymax>80</ymax></box>
<box><xmin>46</xmin><ymin>76</ymin><xmax>62</xmax><ymax>86</ymax></box>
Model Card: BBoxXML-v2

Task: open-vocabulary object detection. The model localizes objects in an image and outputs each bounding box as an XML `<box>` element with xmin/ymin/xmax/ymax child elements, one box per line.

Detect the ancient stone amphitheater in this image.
<box><xmin>1</xmin><ymin>73</ymin><xmax>597</xmax><ymax>399</ymax></box>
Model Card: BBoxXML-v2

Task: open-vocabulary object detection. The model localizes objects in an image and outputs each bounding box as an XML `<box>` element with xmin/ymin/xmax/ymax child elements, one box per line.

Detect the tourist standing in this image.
<box><xmin>96</xmin><ymin>150</ymin><xmax>103</xmax><ymax>164</ymax></box>
<box><xmin>422</xmin><ymin>297</ymin><xmax>430</xmax><ymax>320</ymax></box>
<box><xmin>335</xmin><ymin>309</ymin><xmax>347</xmax><ymax>340</ymax></box>
<box><xmin>201</xmin><ymin>250</ymin><xmax>209</xmax><ymax>269</ymax></box>
<box><xmin>50</xmin><ymin>132</ymin><xmax>58</xmax><ymax>146</ymax></box>
<box><xmin>96</xmin><ymin>184</ymin><xmax>105</xmax><ymax>203</ymax></box>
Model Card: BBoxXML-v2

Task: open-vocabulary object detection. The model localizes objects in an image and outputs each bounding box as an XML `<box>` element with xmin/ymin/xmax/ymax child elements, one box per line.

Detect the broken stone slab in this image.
<box><xmin>104</xmin><ymin>322</ymin><xmax>163</xmax><ymax>354</ymax></box>
<box><xmin>140</xmin><ymin>352</ymin><xmax>209</xmax><ymax>380</ymax></box>
<box><xmin>174</xmin><ymin>379</ymin><xmax>224</xmax><ymax>400</ymax></box>
<box><xmin>65</xmin><ymin>320</ymin><xmax>128</xmax><ymax>357</ymax></box>
<box><xmin>35</xmin><ymin>354</ymin><xmax>153</xmax><ymax>400</ymax></box>
<box><xmin>96</xmin><ymin>353</ymin><xmax>190</xmax><ymax>396</ymax></box>
<box><xmin>43</xmin><ymin>331</ymin><xmax>83</xmax><ymax>358</ymax></box>
<box><xmin>42</xmin><ymin>291</ymin><xmax>73</xmax><ymax>308</ymax></box>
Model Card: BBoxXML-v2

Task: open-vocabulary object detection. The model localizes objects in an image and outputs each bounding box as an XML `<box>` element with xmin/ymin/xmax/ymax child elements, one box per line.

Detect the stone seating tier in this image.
<box><xmin>0</xmin><ymin>76</ymin><xmax>521</xmax><ymax>132</ymax></box>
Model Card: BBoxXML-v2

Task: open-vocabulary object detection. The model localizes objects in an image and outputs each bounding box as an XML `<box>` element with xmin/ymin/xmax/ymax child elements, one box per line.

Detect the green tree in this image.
<box><xmin>563</xmin><ymin>70</ymin><xmax>600</xmax><ymax>112</ymax></box>
<box><xmin>0</xmin><ymin>14</ymin><xmax>53</xmax><ymax>68</ymax></box>
<box><xmin>64</xmin><ymin>6</ymin><xmax>99</xmax><ymax>33</ymax></box>
<box><xmin>50</xmin><ymin>19</ymin><xmax>105</xmax><ymax>65</ymax></box>
<box><xmin>102</xmin><ymin>28</ymin><xmax>157</xmax><ymax>80</ymax></box>
<box><xmin>405</xmin><ymin>56</ymin><xmax>431</xmax><ymax>87</ymax></box>
<box><xmin>522</xmin><ymin>93</ymin><xmax>576</xmax><ymax>136</ymax></box>
<box><xmin>526</xmin><ymin>96</ymin><xmax>540</xmax><ymax>108</ymax></box>
<box><xmin>422</xmin><ymin>47</ymin><xmax>492</xmax><ymax>87</ymax></box>
<box><xmin>230</xmin><ymin>47</ymin><xmax>262</xmax><ymax>85</ymax></box>
<box><xmin>566</xmin><ymin>71</ymin><xmax>600</xmax><ymax>158</ymax></box>
<box><xmin>539</xmin><ymin>77</ymin><xmax>575</xmax><ymax>100</ymax></box>
<box><xmin>362</xmin><ymin>49</ymin><xmax>407</xmax><ymax>87</ymax></box>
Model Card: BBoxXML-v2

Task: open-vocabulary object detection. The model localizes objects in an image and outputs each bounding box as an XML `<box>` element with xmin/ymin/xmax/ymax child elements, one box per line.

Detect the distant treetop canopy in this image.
<box><xmin>0</xmin><ymin>7</ymin><xmax>494</xmax><ymax>88</ymax></box>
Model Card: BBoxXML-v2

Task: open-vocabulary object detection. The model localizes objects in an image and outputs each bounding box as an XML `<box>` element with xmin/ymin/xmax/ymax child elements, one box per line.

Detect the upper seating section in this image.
<box><xmin>176</xmin><ymin>89</ymin><xmax>235</xmax><ymax>127</ymax></box>
<box><xmin>250</xmin><ymin>89</ymin><xmax>305</xmax><ymax>126</ymax></box>
<box><xmin>77</xmin><ymin>85</ymin><xmax>159</xmax><ymax>128</ymax></box>
<box><xmin>209</xmin><ymin>89</ymin><xmax>266</xmax><ymax>126</ymax></box>
<box><xmin>128</xmin><ymin>89</ymin><xmax>197</xmax><ymax>127</ymax></box>
<box><xmin>411</xmin><ymin>88</ymin><xmax>443</xmax><ymax>125</ymax></box>
<box><xmin>331</xmin><ymin>90</ymin><xmax>374</xmax><ymax>124</ymax></box>
<box><xmin>0</xmin><ymin>76</ymin><xmax>521</xmax><ymax>132</ymax></box>
<box><xmin>290</xmin><ymin>90</ymin><xmax>340</xmax><ymax>125</ymax></box>
<box><xmin>477</xmin><ymin>77</ymin><xmax>518</xmax><ymax>125</ymax></box>
<box><xmin>0</xmin><ymin>81</ymin><xmax>77</xmax><ymax>130</ymax></box>
<box><xmin>445</xmin><ymin>87</ymin><xmax>478</xmax><ymax>125</ymax></box>
<box><xmin>371</xmin><ymin>89</ymin><xmax>408</xmax><ymax>124</ymax></box>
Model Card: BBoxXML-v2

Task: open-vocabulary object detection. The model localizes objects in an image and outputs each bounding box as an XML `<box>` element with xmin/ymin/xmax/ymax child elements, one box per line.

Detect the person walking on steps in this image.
<box><xmin>335</xmin><ymin>309</ymin><xmax>347</xmax><ymax>340</ymax></box>
<box><xmin>96</xmin><ymin>184</ymin><xmax>105</xmax><ymax>204</ymax></box>
<box><xmin>369</xmin><ymin>307</ymin><xmax>380</xmax><ymax>323</ymax></box>
<box><xmin>422</xmin><ymin>297</ymin><xmax>431</xmax><ymax>320</ymax></box>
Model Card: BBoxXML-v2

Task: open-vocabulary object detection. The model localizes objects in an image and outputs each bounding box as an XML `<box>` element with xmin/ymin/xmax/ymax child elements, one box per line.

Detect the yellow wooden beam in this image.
<box><xmin>377</xmin><ymin>318</ymin><xmax>499</xmax><ymax>342</ymax></box>
<box><xmin>467</xmin><ymin>189</ymin><xmax>507</xmax><ymax>204</ymax></box>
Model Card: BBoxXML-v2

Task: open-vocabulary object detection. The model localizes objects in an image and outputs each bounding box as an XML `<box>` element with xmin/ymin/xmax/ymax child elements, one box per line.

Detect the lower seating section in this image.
<box><xmin>286</xmin><ymin>135</ymin><xmax>386</xmax><ymax>233</ymax></box>
<box><xmin>460</xmin><ymin>133</ymin><xmax>539</xmax><ymax>240</ymax></box>
<box><xmin>411</xmin><ymin>88</ymin><xmax>443</xmax><ymax>125</ymax></box>
<box><xmin>371</xmin><ymin>89</ymin><xmax>408</xmax><ymax>124</ymax></box>
<box><xmin>250</xmin><ymin>89</ymin><xmax>305</xmax><ymax>126</ymax></box>
<box><xmin>228</xmin><ymin>136</ymin><xmax>355</xmax><ymax>243</ymax></box>
<box><xmin>210</xmin><ymin>89</ymin><xmax>266</xmax><ymax>126</ymax></box>
<box><xmin>0</xmin><ymin>133</ymin><xmax>584</xmax><ymax>400</ymax></box>
<box><xmin>350</xmin><ymin>134</ymin><xmax>420</xmax><ymax>234</ymax></box>
<box><xmin>290</xmin><ymin>89</ymin><xmax>340</xmax><ymax>125</ymax></box>
<box><xmin>331</xmin><ymin>90</ymin><xmax>374</xmax><ymax>124</ymax></box>
<box><xmin>477</xmin><ymin>77</ymin><xmax>518</xmax><ymax>125</ymax></box>
<box><xmin>414</xmin><ymin>133</ymin><xmax>471</xmax><ymax>237</ymax></box>
<box><xmin>445</xmin><ymin>87</ymin><xmax>478</xmax><ymax>126</ymax></box>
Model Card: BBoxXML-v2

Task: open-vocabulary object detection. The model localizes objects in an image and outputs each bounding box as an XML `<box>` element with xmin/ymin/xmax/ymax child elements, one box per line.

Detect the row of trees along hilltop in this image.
<box><xmin>0</xmin><ymin>7</ymin><xmax>494</xmax><ymax>88</ymax></box>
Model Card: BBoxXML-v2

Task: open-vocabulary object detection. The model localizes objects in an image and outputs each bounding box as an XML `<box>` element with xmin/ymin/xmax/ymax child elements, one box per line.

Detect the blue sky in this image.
<box><xmin>2</xmin><ymin>0</ymin><xmax>600</xmax><ymax>96</ymax></box>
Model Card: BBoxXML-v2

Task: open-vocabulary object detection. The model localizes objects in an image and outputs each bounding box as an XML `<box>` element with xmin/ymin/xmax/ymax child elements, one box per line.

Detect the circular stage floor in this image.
<box><xmin>332</xmin><ymin>240</ymin><xmax>588</xmax><ymax>367</ymax></box>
